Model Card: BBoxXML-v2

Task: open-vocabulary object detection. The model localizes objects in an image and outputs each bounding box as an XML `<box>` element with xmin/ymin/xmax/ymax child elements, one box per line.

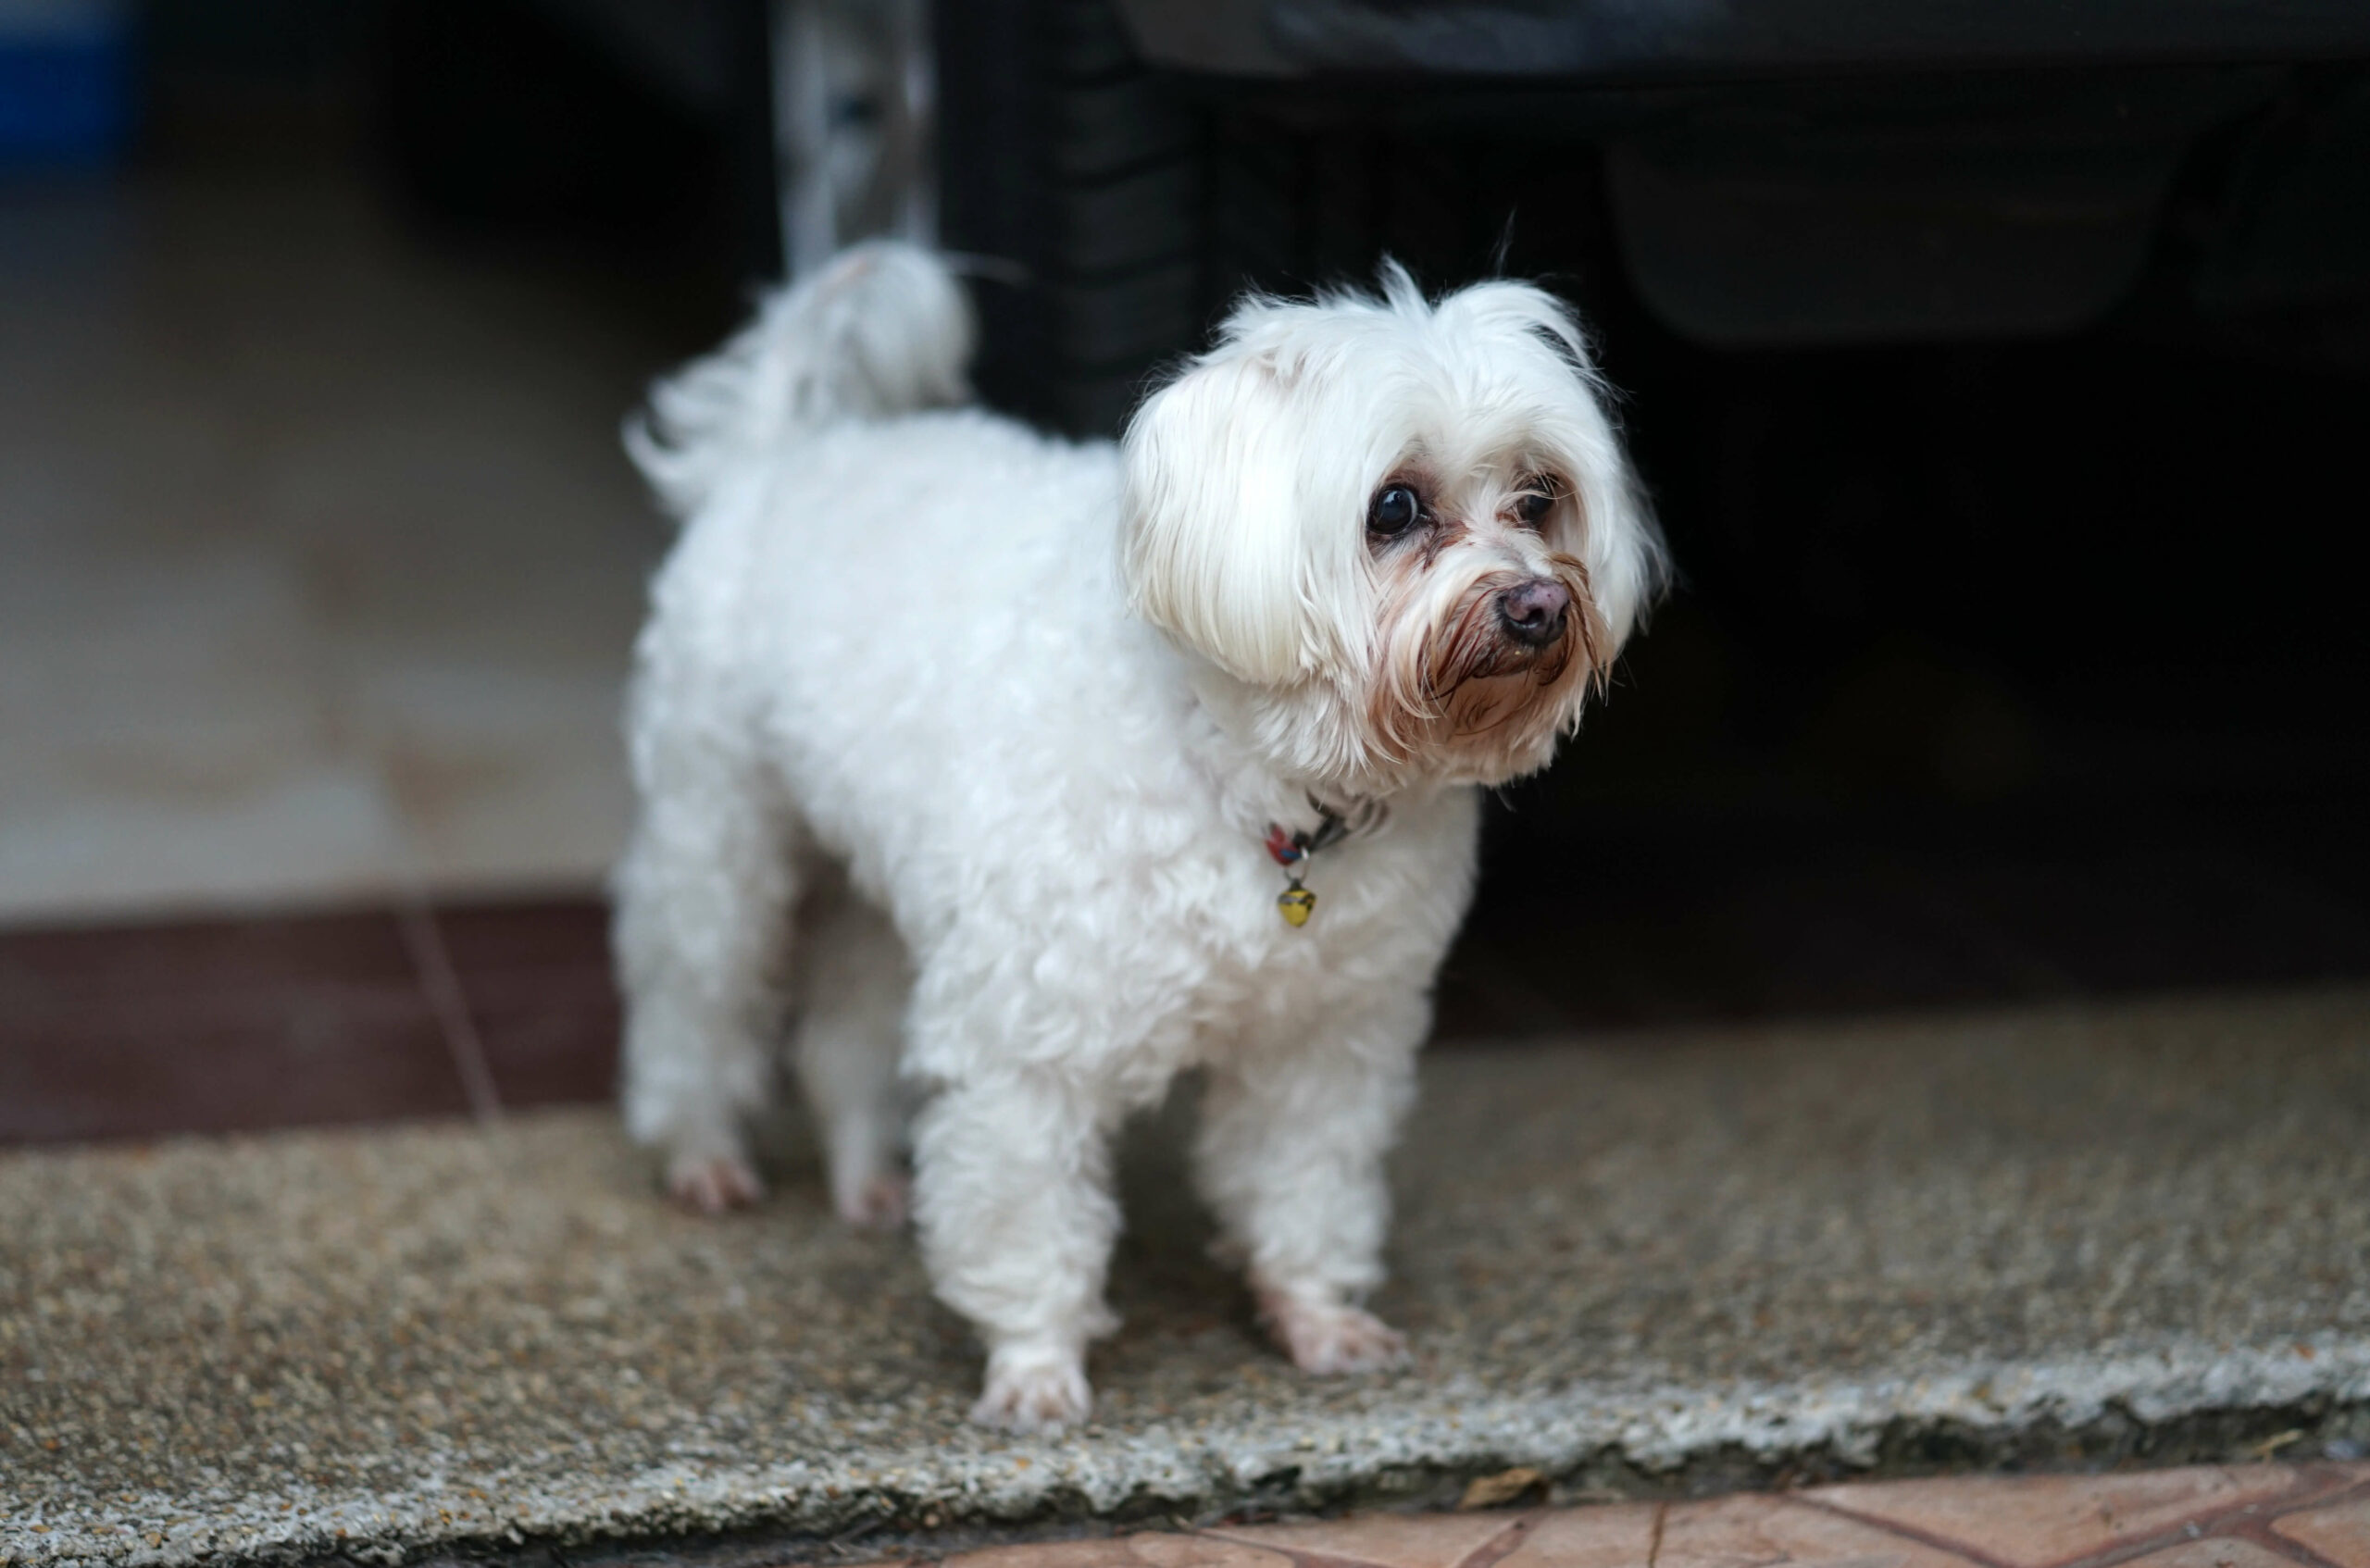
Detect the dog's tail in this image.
<box><xmin>626</xmin><ymin>241</ymin><xmax>974</xmax><ymax>519</ymax></box>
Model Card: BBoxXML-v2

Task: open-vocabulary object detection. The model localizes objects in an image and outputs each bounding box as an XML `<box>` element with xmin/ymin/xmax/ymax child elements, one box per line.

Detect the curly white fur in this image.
<box><xmin>615</xmin><ymin>240</ymin><xmax>1664</xmax><ymax>1432</ymax></box>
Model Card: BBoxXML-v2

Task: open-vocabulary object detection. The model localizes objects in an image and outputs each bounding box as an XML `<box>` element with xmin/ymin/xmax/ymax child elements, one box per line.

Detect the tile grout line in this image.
<box><xmin>1458</xmin><ymin>1508</ymin><xmax>1549</xmax><ymax>1568</ymax></box>
<box><xmin>1803</xmin><ymin>1464</ymin><xmax>2370</xmax><ymax>1568</ymax></box>
<box><xmin>394</xmin><ymin>897</ymin><xmax>503</xmax><ymax>1126</ymax></box>
<box><xmin>2220</xmin><ymin>1468</ymin><xmax>2370</xmax><ymax>1568</ymax></box>
<box><xmin>2038</xmin><ymin>1467</ymin><xmax>2370</xmax><ymax>1568</ymax></box>
<box><xmin>1192</xmin><ymin>1473</ymin><xmax>2370</xmax><ymax>1568</ymax></box>
<box><xmin>1195</xmin><ymin>1510</ymin><xmax>1543</xmax><ymax>1568</ymax></box>
<box><xmin>365</xmin><ymin>703</ymin><xmax>505</xmax><ymax>1128</ymax></box>
<box><xmin>1789</xmin><ymin>1494</ymin><xmax>2018</xmax><ymax>1568</ymax></box>
<box><xmin>1205</xmin><ymin>1548</ymin><xmax>1393</xmax><ymax>1568</ymax></box>
<box><xmin>2214</xmin><ymin>1521</ymin><xmax>2358</xmax><ymax>1568</ymax></box>
<box><xmin>1192</xmin><ymin>1535</ymin><xmax>1422</xmax><ymax>1568</ymax></box>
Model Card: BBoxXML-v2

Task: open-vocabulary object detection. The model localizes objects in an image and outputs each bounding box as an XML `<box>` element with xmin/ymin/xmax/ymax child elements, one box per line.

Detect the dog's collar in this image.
<box><xmin>1263</xmin><ymin>794</ymin><xmax>1385</xmax><ymax>927</ymax></box>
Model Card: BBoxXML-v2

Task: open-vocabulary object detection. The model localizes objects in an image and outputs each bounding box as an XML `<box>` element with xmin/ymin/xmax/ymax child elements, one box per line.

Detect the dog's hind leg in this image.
<box><xmin>614</xmin><ymin>700</ymin><xmax>802</xmax><ymax>1213</ymax></box>
<box><xmin>790</xmin><ymin>872</ymin><xmax>912</xmax><ymax>1228</ymax></box>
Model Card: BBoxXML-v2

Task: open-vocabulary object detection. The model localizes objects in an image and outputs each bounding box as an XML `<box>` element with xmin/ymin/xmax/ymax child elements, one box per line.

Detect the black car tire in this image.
<box><xmin>935</xmin><ymin>0</ymin><xmax>1212</xmax><ymax>435</ymax></box>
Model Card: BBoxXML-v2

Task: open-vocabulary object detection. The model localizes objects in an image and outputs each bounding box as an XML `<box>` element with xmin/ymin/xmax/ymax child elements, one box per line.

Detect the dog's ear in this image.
<box><xmin>1121</xmin><ymin>348</ymin><xmax>1336</xmax><ymax>686</ymax></box>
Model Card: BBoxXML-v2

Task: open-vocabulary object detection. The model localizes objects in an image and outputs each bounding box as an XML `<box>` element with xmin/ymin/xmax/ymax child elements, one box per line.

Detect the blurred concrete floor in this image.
<box><xmin>0</xmin><ymin>145</ymin><xmax>679</xmax><ymax>923</ymax></box>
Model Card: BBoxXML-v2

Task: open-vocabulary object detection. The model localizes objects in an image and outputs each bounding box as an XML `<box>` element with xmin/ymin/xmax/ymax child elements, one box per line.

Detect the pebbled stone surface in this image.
<box><xmin>4</xmin><ymin>988</ymin><xmax>2369</xmax><ymax>1566</ymax></box>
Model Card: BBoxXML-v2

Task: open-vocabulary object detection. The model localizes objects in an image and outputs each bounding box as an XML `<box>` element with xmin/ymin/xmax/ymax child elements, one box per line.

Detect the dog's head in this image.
<box><xmin>1122</xmin><ymin>267</ymin><xmax>1666</xmax><ymax>793</ymax></box>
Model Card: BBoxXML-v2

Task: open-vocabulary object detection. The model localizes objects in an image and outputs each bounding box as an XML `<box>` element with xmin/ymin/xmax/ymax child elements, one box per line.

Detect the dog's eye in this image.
<box><xmin>1368</xmin><ymin>484</ymin><xmax>1423</xmax><ymax>539</ymax></box>
<box><xmin>1512</xmin><ymin>480</ymin><xmax>1560</xmax><ymax>527</ymax></box>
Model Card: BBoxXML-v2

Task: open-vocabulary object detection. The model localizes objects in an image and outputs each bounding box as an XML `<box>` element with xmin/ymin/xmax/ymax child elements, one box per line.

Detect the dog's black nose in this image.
<box><xmin>1496</xmin><ymin>579</ymin><xmax>1570</xmax><ymax>647</ymax></box>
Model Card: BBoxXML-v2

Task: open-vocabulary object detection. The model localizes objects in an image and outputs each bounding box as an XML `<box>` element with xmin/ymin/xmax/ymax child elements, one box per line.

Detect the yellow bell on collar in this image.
<box><xmin>1267</xmin><ymin>797</ymin><xmax>1380</xmax><ymax>930</ymax></box>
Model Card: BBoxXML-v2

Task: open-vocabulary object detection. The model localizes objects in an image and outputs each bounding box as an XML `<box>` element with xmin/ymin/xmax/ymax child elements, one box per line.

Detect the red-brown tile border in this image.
<box><xmin>0</xmin><ymin>891</ymin><xmax>620</xmax><ymax>1143</ymax></box>
<box><xmin>433</xmin><ymin>896</ymin><xmax>619</xmax><ymax>1107</ymax></box>
<box><xmin>395</xmin><ymin>898</ymin><xmax>503</xmax><ymax>1124</ymax></box>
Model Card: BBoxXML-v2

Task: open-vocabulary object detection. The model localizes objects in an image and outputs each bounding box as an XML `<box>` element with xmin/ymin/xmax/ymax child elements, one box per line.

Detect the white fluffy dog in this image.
<box><xmin>616</xmin><ymin>241</ymin><xmax>1664</xmax><ymax>1431</ymax></box>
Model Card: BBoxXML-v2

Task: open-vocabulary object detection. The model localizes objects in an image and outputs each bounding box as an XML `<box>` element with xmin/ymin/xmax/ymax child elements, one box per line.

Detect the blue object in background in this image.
<box><xmin>0</xmin><ymin>0</ymin><xmax>133</xmax><ymax>166</ymax></box>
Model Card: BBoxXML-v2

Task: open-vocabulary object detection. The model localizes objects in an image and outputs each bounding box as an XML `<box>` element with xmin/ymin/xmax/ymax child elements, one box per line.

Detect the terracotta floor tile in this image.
<box><xmin>2272</xmin><ymin>1490</ymin><xmax>2370</xmax><ymax>1567</ymax></box>
<box><xmin>1809</xmin><ymin>1465</ymin><xmax>2302</xmax><ymax>1566</ymax></box>
<box><xmin>946</xmin><ymin>1533</ymin><xmax>1293</xmax><ymax>1568</ymax></box>
<box><xmin>1485</xmin><ymin>1503</ymin><xmax>1659</xmax><ymax>1568</ymax></box>
<box><xmin>2111</xmin><ymin>1540</ymin><xmax>2297</xmax><ymax>1568</ymax></box>
<box><xmin>1208</xmin><ymin>1509</ymin><xmax>1525</xmax><ymax>1568</ymax></box>
<box><xmin>1654</xmin><ymin>1494</ymin><xmax>1984</xmax><ymax>1567</ymax></box>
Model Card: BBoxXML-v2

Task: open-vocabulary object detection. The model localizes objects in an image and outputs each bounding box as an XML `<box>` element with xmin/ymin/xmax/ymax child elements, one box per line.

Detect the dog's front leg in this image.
<box><xmin>1195</xmin><ymin>1007</ymin><xmax>1424</xmax><ymax>1375</ymax></box>
<box><xmin>911</xmin><ymin>1066</ymin><xmax>1123</xmax><ymax>1432</ymax></box>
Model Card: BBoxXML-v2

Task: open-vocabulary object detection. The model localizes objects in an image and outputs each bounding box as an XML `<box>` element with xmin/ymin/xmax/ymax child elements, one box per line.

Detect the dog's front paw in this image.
<box><xmin>667</xmin><ymin>1151</ymin><xmax>764</xmax><ymax>1213</ymax></box>
<box><xmin>1258</xmin><ymin>1288</ymin><xmax>1409</xmax><ymax>1375</ymax></box>
<box><xmin>970</xmin><ymin>1349</ymin><xmax>1091</xmax><ymax>1433</ymax></box>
